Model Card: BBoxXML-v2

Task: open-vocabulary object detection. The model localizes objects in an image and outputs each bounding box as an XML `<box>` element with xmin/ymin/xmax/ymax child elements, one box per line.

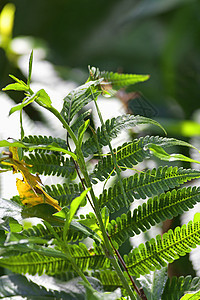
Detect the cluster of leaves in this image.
<box><xmin>1</xmin><ymin>53</ymin><xmax>200</xmax><ymax>299</ymax></box>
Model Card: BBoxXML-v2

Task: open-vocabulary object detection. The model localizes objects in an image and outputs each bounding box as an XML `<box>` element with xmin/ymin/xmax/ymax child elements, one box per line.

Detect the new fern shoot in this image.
<box><xmin>1</xmin><ymin>52</ymin><xmax>200</xmax><ymax>299</ymax></box>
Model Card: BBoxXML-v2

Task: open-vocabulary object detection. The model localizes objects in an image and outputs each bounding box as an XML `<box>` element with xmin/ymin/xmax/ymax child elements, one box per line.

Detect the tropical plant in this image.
<box><xmin>1</xmin><ymin>53</ymin><xmax>200</xmax><ymax>299</ymax></box>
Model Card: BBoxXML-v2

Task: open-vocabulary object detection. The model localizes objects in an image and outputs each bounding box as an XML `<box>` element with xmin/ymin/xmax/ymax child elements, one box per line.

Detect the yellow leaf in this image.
<box><xmin>2</xmin><ymin>147</ymin><xmax>61</xmax><ymax>211</ymax></box>
<box><xmin>16</xmin><ymin>179</ymin><xmax>61</xmax><ymax>211</ymax></box>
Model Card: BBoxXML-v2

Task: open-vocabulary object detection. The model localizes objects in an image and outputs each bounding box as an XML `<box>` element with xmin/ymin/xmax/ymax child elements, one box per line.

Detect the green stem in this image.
<box><xmin>44</xmin><ymin>221</ymin><xmax>91</xmax><ymax>287</ymax></box>
<box><xmin>43</xmin><ymin>105</ymin><xmax>78</xmax><ymax>146</ymax></box>
<box><xmin>77</xmin><ymin>156</ymin><xmax>137</xmax><ymax>300</ymax></box>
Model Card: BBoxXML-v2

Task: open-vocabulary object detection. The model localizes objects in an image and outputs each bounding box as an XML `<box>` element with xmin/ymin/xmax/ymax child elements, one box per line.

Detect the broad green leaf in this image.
<box><xmin>27</xmin><ymin>50</ymin><xmax>33</xmax><ymax>86</ymax></box>
<box><xmin>54</xmin><ymin>189</ymin><xmax>90</xmax><ymax>238</ymax></box>
<box><xmin>35</xmin><ymin>89</ymin><xmax>52</xmax><ymax>108</ymax></box>
<box><xmin>138</xmin><ymin>267</ymin><xmax>168</xmax><ymax>300</ymax></box>
<box><xmin>3</xmin><ymin>82</ymin><xmax>30</xmax><ymax>92</ymax></box>
<box><xmin>53</xmin><ymin>207</ymin><xmax>69</xmax><ymax>220</ymax></box>
<box><xmin>78</xmin><ymin>214</ymin><xmax>103</xmax><ymax>240</ymax></box>
<box><xmin>180</xmin><ymin>291</ymin><xmax>200</xmax><ymax>300</ymax></box>
<box><xmin>9</xmin><ymin>74</ymin><xmax>27</xmax><ymax>85</ymax></box>
<box><xmin>9</xmin><ymin>94</ymin><xmax>37</xmax><ymax>115</ymax></box>
<box><xmin>8</xmin><ymin>217</ymin><xmax>23</xmax><ymax>233</ymax></box>
<box><xmin>101</xmin><ymin>207</ymin><xmax>109</xmax><ymax>229</ymax></box>
<box><xmin>21</xmin><ymin>204</ymin><xmax>64</xmax><ymax>226</ymax></box>
<box><xmin>78</xmin><ymin>119</ymin><xmax>90</xmax><ymax>147</ymax></box>
<box><xmin>69</xmin><ymin>189</ymin><xmax>90</xmax><ymax>225</ymax></box>
<box><xmin>149</xmin><ymin>144</ymin><xmax>200</xmax><ymax>165</ymax></box>
<box><xmin>193</xmin><ymin>213</ymin><xmax>200</xmax><ymax>223</ymax></box>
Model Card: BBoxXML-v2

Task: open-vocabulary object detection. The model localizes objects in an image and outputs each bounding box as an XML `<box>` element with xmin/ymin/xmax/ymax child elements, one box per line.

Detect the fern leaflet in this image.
<box><xmin>91</xmin><ymin>136</ymin><xmax>194</xmax><ymax>183</ymax></box>
<box><xmin>22</xmin><ymin>135</ymin><xmax>68</xmax><ymax>151</ymax></box>
<box><xmin>108</xmin><ymin>186</ymin><xmax>200</xmax><ymax>246</ymax></box>
<box><xmin>24</xmin><ymin>152</ymin><xmax>75</xmax><ymax>178</ymax></box>
<box><xmin>22</xmin><ymin>222</ymin><xmax>88</xmax><ymax>243</ymax></box>
<box><xmin>44</xmin><ymin>182</ymin><xmax>83</xmax><ymax>207</ymax></box>
<box><xmin>98</xmin><ymin>166</ymin><xmax>200</xmax><ymax>212</ymax></box>
<box><xmin>124</xmin><ymin>217</ymin><xmax>200</xmax><ymax>277</ymax></box>
<box><xmin>89</xmin><ymin>66</ymin><xmax>149</xmax><ymax>90</ymax></box>
<box><xmin>61</xmin><ymin>80</ymin><xmax>101</xmax><ymax>124</ymax></box>
<box><xmin>82</xmin><ymin>117</ymin><xmax>165</xmax><ymax>158</ymax></box>
<box><xmin>0</xmin><ymin>243</ymin><xmax>110</xmax><ymax>276</ymax></box>
<box><xmin>92</xmin><ymin>270</ymin><xmax>131</xmax><ymax>292</ymax></box>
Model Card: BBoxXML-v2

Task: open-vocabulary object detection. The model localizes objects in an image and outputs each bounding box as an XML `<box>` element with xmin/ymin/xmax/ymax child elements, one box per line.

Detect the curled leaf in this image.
<box><xmin>16</xmin><ymin>179</ymin><xmax>61</xmax><ymax>211</ymax></box>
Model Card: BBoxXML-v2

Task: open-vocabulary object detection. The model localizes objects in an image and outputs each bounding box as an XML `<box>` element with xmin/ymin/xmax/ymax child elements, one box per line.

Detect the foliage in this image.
<box><xmin>1</xmin><ymin>56</ymin><xmax>200</xmax><ymax>300</ymax></box>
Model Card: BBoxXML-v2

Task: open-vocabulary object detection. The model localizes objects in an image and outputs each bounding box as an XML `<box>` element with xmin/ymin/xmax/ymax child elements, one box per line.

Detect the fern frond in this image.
<box><xmin>61</xmin><ymin>80</ymin><xmax>101</xmax><ymax>124</ymax></box>
<box><xmin>22</xmin><ymin>135</ymin><xmax>68</xmax><ymax>151</ymax></box>
<box><xmin>0</xmin><ymin>243</ymin><xmax>110</xmax><ymax>276</ymax></box>
<box><xmin>92</xmin><ymin>270</ymin><xmax>131</xmax><ymax>292</ymax></box>
<box><xmin>162</xmin><ymin>275</ymin><xmax>200</xmax><ymax>300</ymax></box>
<box><xmin>22</xmin><ymin>222</ymin><xmax>87</xmax><ymax>243</ymax></box>
<box><xmin>82</xmin><ymin>117</ymin><xmax>165</xmax><ymax>158</ymax></box>
<box><xmin>89</xmin><ymin>66</ymin><xmax>149</xmax><ymax>90</ymax></box>
<box><xmin>44</xmin><ymin>182</ymin><xmax>83</xmax><ymax>207</ymax></box>
<box><xmin>24</xmin><ymin>152</ymin><xmax>75</xmax><ymax>178</ymax></box>
<box><xmin>108</xmin><ymin>186</ymin><xmax>200</xmax><ymax>246</ymax></box>
<box><xmin>98</xmin><ymin>166</ymin><xmax>200</xmax><ymax>212</ymax></box>
<box><xmin>91</xmin><ymin>136</ymin><xmax>195</xmax><ymax>183</ymax></box>
<box><xmin>124</xmin><ymin>218</ymin><xmax>200</xmax><ymax>278</ymax></box>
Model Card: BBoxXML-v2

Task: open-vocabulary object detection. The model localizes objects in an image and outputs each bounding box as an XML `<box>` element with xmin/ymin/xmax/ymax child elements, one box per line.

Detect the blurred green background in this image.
<box><xmin>1</xmin><ymin>0</ymin><xmax>200</xmax><ymax>278</ymax></box>
<box><xmin>1</xmin><ymin>0</ymin><xmax>200</xmax><ymax>126</ymax></box>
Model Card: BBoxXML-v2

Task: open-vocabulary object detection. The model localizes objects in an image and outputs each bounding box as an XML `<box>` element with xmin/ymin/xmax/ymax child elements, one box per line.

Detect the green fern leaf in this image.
<box><xmin>124</xmin><ymin>218</ymin><xmax>200</xmax><ymax>278</ymax></box>
<box><xmin>89</xmin><ymin>66</ymin><xmax>149</xmax><ymax>90</ymax></box>
<box><xmin>161</xmin><ymin>275</ymin><xmax>200</xmax><ymax>300</ymax></box>
<box><xmin>22</xmin><ymin>222</ymin><xmax>87</xmax><ymax>243</ymax></box>
<box><xmin>82</xmin><ymin>117</ymin><xmax>165</xmax><ymax>158</ymax></box>
<box><xmin>24</xmin><ymin>152</ymin><xmax>75</xmax><ymax>178</ymax></box>
<box><xmin>44</xmin><ymin>182</ymin><xmax>83</xmax><ymax>207</ymax></box>
<box><xmin>98</xmin><ymin>166</ymin><xmax>200</xmax><ymax>212</ymax></box>
<box><xmin>61</xmin><ymin>80</ymin><xmax>101</xmax><ymax>124</ymax></box>
<box><xmin>92</xmin><ymin>270</ymin><xmax>131</xmax><ymax>292</ymax></box>
<box><xmin>0</xmin><ymin>243</ymin><xmax>110</xmax><ymax>276</ymax></box>
<box><xmin>91</xmin><ymin>135</ymin><xmax>194</xmax><ymax>183</ymax></box>
<box><xmin>108</xmin><ymin>186</ymin><xmax>200</xmax><ymax>246</ymax></box>
<box><xmin>22</xmin><ymin>135</ymin><xmax>68</xmax><ymax>151</ymax></box>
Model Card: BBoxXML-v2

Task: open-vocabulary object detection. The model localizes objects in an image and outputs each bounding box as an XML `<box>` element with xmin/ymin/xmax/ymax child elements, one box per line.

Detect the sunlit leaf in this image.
<box><xmin>9</xmin><ymin>94</ymin><xmax>37</xmax><ymax>115</ymax></box>
<box><xmin>3</xmin><ymin>83</ymin><xmax>30</xmax><ymax>93</ymax></box>
<box><xmin>27</xmin><ymin>50</ymin><xmax>33</xmax><ymax>86</ymax></box>
<box><xmin>149</xmin><ymin>144</ymin><xmax>200</xmax><ymax>164</ymax></box>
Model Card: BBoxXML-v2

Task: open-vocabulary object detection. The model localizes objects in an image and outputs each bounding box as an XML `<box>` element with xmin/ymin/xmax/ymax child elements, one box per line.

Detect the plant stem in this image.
<box><xmin>107</xmin><ymin>233</ymin><xmax>147</xmax><ymax>299</ymax></box>
<box><xmin>46</xmin><ymin>106</ymin><xmax>78</xmax><ymax>146</ymax></box>
<box><xmin>77</xmin><ymin>155</ymin><xmax>137</xmax><ymax>300</ymax></box>
<box><xmin>44</xmin><ymin>220</ymin><xmax>91</xmax><ymax>287</ymax></box>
